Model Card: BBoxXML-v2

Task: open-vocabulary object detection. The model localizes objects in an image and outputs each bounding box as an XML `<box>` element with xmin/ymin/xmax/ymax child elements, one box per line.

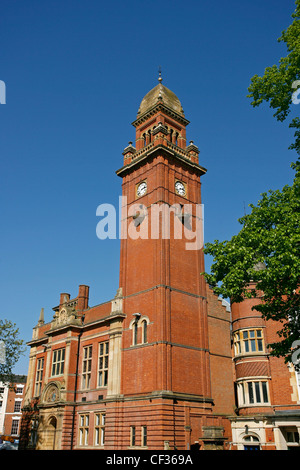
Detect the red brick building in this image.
<box><xmin>0</xmin><ymin>376</ymin><xmax>26</xmax><ymax>443</ymax></box>
<box><xmin>20</xmin><ymin>78</ymin><xmax>300</xmax><ymax>450</ymax></box>
<box><xmin>230</xmin><ymin>280</ymin><xmax>300</xmax><ymax>450</ymax></box>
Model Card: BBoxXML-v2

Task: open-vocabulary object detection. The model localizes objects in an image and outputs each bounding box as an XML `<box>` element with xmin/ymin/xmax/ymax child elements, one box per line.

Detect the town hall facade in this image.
<box><xmin>19</xmin><ymin>77</ymin><xmax>300</xmax><ymax>450</ymax></box>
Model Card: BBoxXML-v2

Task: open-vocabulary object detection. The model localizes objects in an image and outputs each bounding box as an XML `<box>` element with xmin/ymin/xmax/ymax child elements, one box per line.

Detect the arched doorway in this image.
<box><xmin>47</xmin><ymin>416</ymin><xmax>57</xmax><ymax>450</ymax></box>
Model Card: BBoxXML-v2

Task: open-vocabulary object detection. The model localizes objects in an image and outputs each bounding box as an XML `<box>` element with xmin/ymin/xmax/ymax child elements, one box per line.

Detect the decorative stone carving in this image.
<box><xmin>111</xmin><ymin>288</ymin><xmax>123</xmax><ymax>314</ymax></box>
<box><xmin>42</xmin><ymin>382</ymin><xmax>61</xmax><ymax>404</ymax></box>
<box><xmin>51</xmin><ymin>305</ymin><xmax>80</xmax><ymax>329</ymax></box>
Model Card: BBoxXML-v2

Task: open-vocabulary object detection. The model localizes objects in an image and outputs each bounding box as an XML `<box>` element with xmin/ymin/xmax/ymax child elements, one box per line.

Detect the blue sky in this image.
<box><xmin>1</xmin><ymin>0</ymin><xmax>298</xmax><ymax>374</ymax></box>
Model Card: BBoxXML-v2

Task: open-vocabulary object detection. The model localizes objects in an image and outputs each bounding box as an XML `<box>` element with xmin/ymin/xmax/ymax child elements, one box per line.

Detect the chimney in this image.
<box><xmin>77</xmin><ymin>285</ymin><xmax>89</xmax><ymax>311</ymax></box>
<box><xmin>59</xmin><ymin>293</ymin><xmax>70</xmax><ymax>308</ymax></box>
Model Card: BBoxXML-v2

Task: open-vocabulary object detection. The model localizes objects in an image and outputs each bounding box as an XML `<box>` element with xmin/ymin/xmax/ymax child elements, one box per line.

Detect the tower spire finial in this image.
<box><xmin>158</xmin><ymin>66</ymin><xmax>162</xmax><ymax>83</ymax></box>
<box><xmin>38</xmin><ymin>307</ymin><xmax>45</xmax><ymax>326</ymax></box>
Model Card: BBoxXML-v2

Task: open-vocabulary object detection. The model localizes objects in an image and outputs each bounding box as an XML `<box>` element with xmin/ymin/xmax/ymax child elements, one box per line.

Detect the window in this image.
<box><xmin>130</xmin><ymin>426</ymin><xmax>136</xmax><ymax>447</ymax></box>
<box><xmin>14</xmin><ymin>400</ymin><xmax>22</xmax><ymax>412</ymax></box>
<box><xmin>131</xmin><ymin>317</ymin><xmax>149</xmax><ymax>346</ymax></box>
<box><xmin>79</xmin><ymin>414</ymin><xmax>89</xmax><ymax>446</ymax></box>
<box><xmin>175</xmin><ymin>132</ymin><xmax>179</xmax><ymax>146</ymax></box>
<box><xmin>286</xmin><ymin>430</ymin><xmax>299</xmax><ymax>443</ymax></box>
<box><xmin>98</xmin><ymin>342</ymin><xmax>109</xmax><ymax>387</ymax></box>
<box><xmin>51</xmin><ymin>348</ymin><xmax>65</xmax><ymax>376</ymax></box>
<box><xmin>142</xmin><ymin>426</ymin><xmax>147</xmax><ymax>447</ymax></box>
<box><xmin>133</xmin><ymin>321</ymin><xmax>138</xmax><ymax>346</ymax></box>
<box><xmin>35</xmin><ymin>357</ymin><xmax>44</xmax><ymax>396</ymax></box>
<box><xmin>11</xmin><ymin>419</ymin><xmax>19</xmax><ymax>435</ymax></box>
<box><xmin>95</xmin><ymin>413</ymin><xmax>105</xmax><ymax>446</ymax></box>
<box><xmin>82</xmin><ymin>346</ymin><xmax>92</xmax><ymax>389</ymax></box>
<box><xmin>16</xmin><ymin>386</ymin><xmax>23</xmax><ymax>394</ymax></box>
<box><xmin>233</xmin><ymin>329</ymin><xmax>264</xmax><ymax>356</ymax></box>
<box><xmin>142</xmin><ymin>320</ymin><xmax>147</xmax><ymax>344</ymax></box>
<box><xmin>280</xmin><ymin>427</ymin><xmax>300</xmax><ymax>449</ymax></box>
<box><xmin>243</xmin><ymin>435</ymin><xmax>260</xmax><ymax>451</ymax></box>
<box><xmin>237</xmin><ymin>380</ymin><xmax>269</xmax><ymax>406</ymax></box>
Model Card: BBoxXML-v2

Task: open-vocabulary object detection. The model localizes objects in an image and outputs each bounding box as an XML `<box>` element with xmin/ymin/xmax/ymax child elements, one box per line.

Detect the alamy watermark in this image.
<box><xmin>0</xmin><ymin>80</ymin><xmax>6</xmax><ymax>104</ymax></box>
<box><xmin>292</xmin><ymin>340</ymin><xmax>300</xmax><ymax>368</ymax></box>
<box><xmin>96</xmin><ymin>197</ymin><xmax>204</xmax><ymax>251</ymax></box>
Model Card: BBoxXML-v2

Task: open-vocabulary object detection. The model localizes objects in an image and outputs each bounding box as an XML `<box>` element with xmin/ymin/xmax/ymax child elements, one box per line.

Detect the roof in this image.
<box><xmin>137</xmin><ymin>82</ymin><xmax>185</xmax><ymax>118</ymax></box>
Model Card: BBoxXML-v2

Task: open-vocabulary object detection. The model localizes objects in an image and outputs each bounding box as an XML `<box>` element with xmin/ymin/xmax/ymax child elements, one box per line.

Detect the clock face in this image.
<box><xmin>137</xmin><ymin>181</ymin><xmax>147</xmax><ymax>197</ymax></box>
<box><xmin>175</xmin><ymin>181</ymin><xmax>186</xmax><ymax>196</ymax></box>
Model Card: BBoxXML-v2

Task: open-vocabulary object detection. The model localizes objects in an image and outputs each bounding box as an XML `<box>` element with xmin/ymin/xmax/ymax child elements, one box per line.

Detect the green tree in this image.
<box><xmin>247</xmin><ymin>0</ymin><xmax>300</xmax><ymax>160</ymax></box>
<box><xmin>203</xmin><ymin>168</ymin><xmax>300</xmax><ymax>365</ymax></box>
<box><xmin>0</xmin><ymin>319</ymin><xmax>25</xmax><ymax>385</ymax></box>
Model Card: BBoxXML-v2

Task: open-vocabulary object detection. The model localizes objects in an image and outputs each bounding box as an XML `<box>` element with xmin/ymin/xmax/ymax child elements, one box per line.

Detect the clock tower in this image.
<box><xmin>106</xmin><ymin>75</ymin><xmax>224</xmax><ymax>449</ymax></box>
<box><xmin>20</xmin><ymin>75</ymin><xmax>234</xmax><ymax>451</ymax></box>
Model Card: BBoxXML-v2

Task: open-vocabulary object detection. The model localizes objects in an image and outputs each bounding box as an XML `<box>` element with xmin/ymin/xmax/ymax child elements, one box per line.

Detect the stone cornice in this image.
<box><xmin>116</xmin><ymin>144</ymin><xmax>207</xmax><ymax>177</ymax></box>
<box><xmin>132</xmin><ymin>102</ymin><xmax>190</xmax><ymax>128</ymax></box>
<box><xmin>27</xmin><ymin>312</ymin><xmax>126</xmax><ymax>345</ymax></box>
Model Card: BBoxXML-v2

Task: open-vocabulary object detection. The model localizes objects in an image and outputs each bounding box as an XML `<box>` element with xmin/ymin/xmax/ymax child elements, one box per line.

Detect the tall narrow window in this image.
<box><xmin>98</xmin><ymin>342</ymin><xmax>109</xmax><ymax>387</ymax></box>
<box><xmin>95</xmin><ymin>413</ymin><xmax>105</xmax><ymax>446</ymax></box>
<box><xmin>82</xmin><ymin>346</ymin><xmax>92</xmax><ymax>389</ymax></box>
<box><xmin>130</xmin><ymin>426</ymin><xmax>136</xmax><ymax>446</ymax></box>
<box><xmin>11</xmin><ymin>419</ymin><xmax>19</xmax><ymax>435</ymax></box>
<box><xmin>14</xmin><ymin>400</ymin><xmax>22</xmax><ymax>412</ymax></box>
<box><xmin>262</xmin><ymin>381</ymin><xmax>269</xmax><ymax>403</ymax></box>
<box><xmin>255</xmin><ymin>382</ymin><xmax>261</xmax><ymax>403</ymax></box>
<box><xmin>79</xmin><ymin>414</ymin><xmax>89</xmax><ymax>446</ymax></box>
<box><xmin>142</xmin><ymin>426</ymin><xmax>147</xmax><ymax>446</ymax></box>
<box><xmin>35</xmin><ymin>357</ymin><xmax>44</xmax><ymax>396</ymax></box>
<box><xmin>51</xmin><ymin>348</ymin><xmax>65</xmax><ymax>376</ymax></box>
<box><xmin>238</xmin><ymin>382</ymin><xmax>245</xmax><ymax>405</ymax></box>
<box><xmin>142</xmin><ymin>320</ymin><xmax>147</xmax><ymax>344</ymax></box>
<box><xmin>133</xmin><ymin>321</ymin><xmax>138</xmax><ymax>346</ymax></box>
<box><xmin>256</xmin><ymin>330</ymin><xmax>264</xmax><ymax>351</ymax></box>
<box><xmin>243</xmin><ymin>331</ymin><xmax>250</xmax><ymax>352</ymax></box>
<box><xmin>248</xmin><ymin>382</ymin><xmax>254</xmax><ymax>404</ymax></box>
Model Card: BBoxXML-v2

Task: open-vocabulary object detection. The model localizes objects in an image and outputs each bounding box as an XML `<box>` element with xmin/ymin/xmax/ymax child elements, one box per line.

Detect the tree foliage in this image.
<box><xmin>247</xmin><ymin>0</ymin><xmax>300</xmax><ymax>159</ymax></box>
<box><xmin>203</xmin><ymin>168</ymin><xmax>300</xmax><ymax>364</ymax></box>
<box><xmin>0</xmin><ymin>319</ymin><xmax>25</xmax><ymax>385</ymax></box>
<box><xmin>204</xmin><ymin>0</ymin><xmax>300</xmax><ymax>366</ymax></box>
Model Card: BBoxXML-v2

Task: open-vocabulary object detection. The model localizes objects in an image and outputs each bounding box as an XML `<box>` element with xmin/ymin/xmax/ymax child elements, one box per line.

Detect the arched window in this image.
<box><xmin>243</xmin><ymin>435</ymin><xmax>260</xmax><ymax>451</ymax></box>
<box><xmin>142</xmin><ymin>320</ymin><xmax>147</xmax><ymax>344</ymax></box>
<box><xmin>130</xmin><ymin>316</ymin><xmax>149</xmax><ymax>346</ymax></box>
<box><xmin>133</xmin><ymin>321</ymin><xmax>138</xmax><ymax>345</ymax></box>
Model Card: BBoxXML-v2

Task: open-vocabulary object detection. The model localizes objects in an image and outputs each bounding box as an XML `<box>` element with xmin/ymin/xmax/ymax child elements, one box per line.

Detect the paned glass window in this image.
<box><xmin>51</xmin><ymin>348</ymin><xmax>65</xmax><ymax>376</ymax></box>
<box><xmin>233</xmin><ymin>329</ymin><xmax>264</xmax><ymax>356</ymax></box>
<box><xmin>82</xmin><ymin>346</ymin><xmax>92</xmax><ymax>389</ymax></box>
<box><xmin>98</xmin><ymin>342</ymin><xmax>109</xmax><ymax>387</ymax></box>
<box><xmin>95</xmin><ymin>413</ymin><xmax>105</xmax><ymax>446</ymax></box>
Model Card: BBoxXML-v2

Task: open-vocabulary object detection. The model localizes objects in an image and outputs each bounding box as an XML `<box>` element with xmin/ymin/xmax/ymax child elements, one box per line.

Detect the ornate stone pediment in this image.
<box><xmin>51</xmin><ymin>305</ymin><xmax>80</xmax><ymax>329</ymax></box>
<box><xmin>41</xmin><ymin>382</ymin><xmax>62</xmax><ymax>404</ymax></box>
